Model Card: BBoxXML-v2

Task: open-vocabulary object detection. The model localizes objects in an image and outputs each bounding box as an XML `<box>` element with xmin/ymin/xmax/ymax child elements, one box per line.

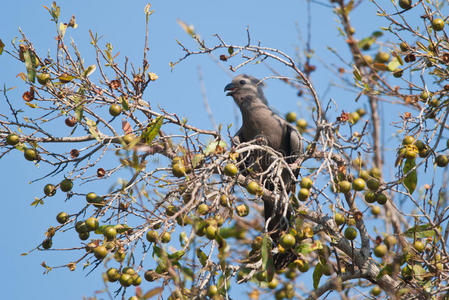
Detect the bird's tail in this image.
<box><xmin>263</xmin><ymin>199</ymin><xmax>297</xmax><ymax>269</ymax></box>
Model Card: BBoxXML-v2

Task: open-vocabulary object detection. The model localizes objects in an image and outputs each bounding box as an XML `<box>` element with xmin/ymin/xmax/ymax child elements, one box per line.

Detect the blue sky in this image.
<box><xmin>0</xmin><ymin>1</ymin><xmax>427</xmax><ymax>299</ymax></box>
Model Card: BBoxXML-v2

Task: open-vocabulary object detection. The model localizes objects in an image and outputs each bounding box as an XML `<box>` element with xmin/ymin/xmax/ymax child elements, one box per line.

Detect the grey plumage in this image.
<box><xmin>224</xmin><ymin>74</ymin><xmax>302</xmax><ymax>268</ymax></box>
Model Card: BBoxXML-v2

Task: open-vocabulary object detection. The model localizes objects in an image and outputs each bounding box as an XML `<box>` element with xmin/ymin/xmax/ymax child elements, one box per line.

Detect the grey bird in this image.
<box><xmin>224</xmin><ymin>74</ymin><xmax>302</xmax><ymax>268</ymax></box>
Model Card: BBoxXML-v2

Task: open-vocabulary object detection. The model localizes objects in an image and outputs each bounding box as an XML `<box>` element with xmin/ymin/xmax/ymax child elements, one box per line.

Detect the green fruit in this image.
<box><xmin>79</xmin><ymin>231</ymin><xmax>90</xmax><ymax>240</ymax></box>
<box><xmin>359</xmin><ymin>170</ymin><xmax>370</xmax><ymax>180</ymax></box>
<box><xmin>119</xmin><ymin>273</ymin><xmax>133</xmax><ymax>287</ymax></box>
<box><xmin>267</xmin><ymin>278</ymin><xmax>279</xmax><ymax>289</ymax></box>
<box><xmin>300</xmin><ymin>177</ymin><xmax>313</xmax><ymax>189</ymax></box>
<box><xmin>405</xmin><ymin>149</ymin><xmax>416</xmax><ymax>159</ymax></box>
<box><xmin>85</xmin><ymin>217</ymin><xmax>99</xmax><ymax>231</ymax></box>
<box><xmin>205</xmin><ymin>225</ymin><xmax>217</xmax><ymax>239</ymax></box>
<box><xmin>122</xmin><ymin>267</ymin><xmax>136</xmax><ymax>275</ymax></box>
<box><xmin>363</xmin><ymin>55</ymin><xmax>373</xmax><ymax>64</ymax></box>
<box><xmin>352</xmin><ymin>178</ymin><xmax>366</xmax><ymax>191</ymax></box>
<box><xmin>75</xmin><ymin>221</ymin><xmax>88</xmax><ymax>233</ymax></box>
<box><xmin>251</xmin><ymin>236</ymin><xmax>263</xmax><ymax>250</ymax></box>
<box><xmin>132</xmin><ymin>275</ymin><xmax>142</xmax><ymax>286</ymax></box>
<box><xmin>146</xmin><ymin>230</ymin><xmax>158</xmax><ymax>242</ymax></box>
<box><xmin>364</xmin><ymin>191</ymin><xmax>376</xmax><ymax>203</ymax></box>
<box><xmin>400</xmin><ymin>42</ymin><xmax>409</xmax><ymax>51</ymax></box>
<box><xmin>344</xmin><ymin>227</ymin><xmax>357</xmax><ymax>240</ymax></box>
<box><xmin>399</xmin><ymin>0</ymin><xmax>412</xmax><ymax>9</ymax></box>
<box><xmin>374</xmin><ymin>244</ymin><xmax>388</xmax><ymax>257</ymax></box>
<box><xmin>429</xmin><ymin>98</ymin><xmax>439</xmax><ymax>107</ymax></box>
<box><xmin>172</xmin><ymin>163</ymin><xmax>186</xmax><ymax>177</ymax></box>
<box><xmin>93</xmin><ymin>245</ymin><xmax>108</xmax><ymax>259</ymax></box>
<box><xmin>384</xmin><ymin>235</ymin><xmax>397</xmax><ymax>249</ymax></box>
<box><xmin>114</xmin><ymin>250</ymin><xmax>126</xmax><ymax>262</ymax></box>
<box><xmin>280</xmin><ymin>233</ymin><xmax>296</xmax><ymax>249</ymax></box>
<box><xmin>369</xmin><ymin>167</ymin><xmax>382</xmax><ymax>179</ymax></box>
<box><xmin>401</xmin><ymin>265</ymin><xmax>413</xmax><ymax>280</ymax></box>
<box><xmin>414</xmin><ymin>140</ymin><xmax>425</xmax><ymax>151</ymax></box>
<box><xmin>255</xmin><ymin>270</ymin><xmax>267</xmax><ymax>282</ymax></box>
<box><xmin>6</xmin><ymin>134</ymin><xmax>19</xmax><ymax>145</ymax></box>
<box><xmin>236</xmin><ymin>204</ymin><xmax>249</xmax><ymax>217</ymax></box>
<box><xmin>371</xmin><ymin>286</ymin><xmax>382</xmax><ymax>296</ymax></box>
<box><xmin>334</xmin><ymin>213</ymin><xmax>345</xmax><ymax>226</ymax></box>
<box><xmin>420</xmin><ymin>91</ymin><xmax>430</xmax><ymax>100</ymax></box>
<box><xmin>432</xmin><ymin>18</ymin><xmax>445</xmax><ymax>31</ymax></box>
<box><xmin>403</xmin><ymin>136</ymin><xmax>415</xmax><ymax>145</ymax></box>
<box><xmin>375</xmin><ymin>193</ymin><xmax>387</xmax><ymax>205</ymax></box>
<box><xmin>197</xmin><ymin>203</ymin><xmax>209</xmax><ymax>215</ymax></box>
<box><xmin>356</xmin><ymin>108</ymin><xmax>366</xmax><ymax>117</ymax></box>
<box><xmin>393</xmin><ymin>69</ymin><xmax>403</xmax><ymax>78</ymax></box>
<box><xmin>349</xmin><ymin>112</ymin><xmax>360</xmax><ymax>124</ymax></box>
<box><xmin>109</xmin><ymin>104</ymin><xmax>122</xmax><ymax>117</ymax></box>
<box><xmin>224</xmin><ymin>163</ymin><xmax>238</xmax><ymax>176</ymax></box>
<box><xmin>296</xmin><ymin>118</ymin><xmax>307</xmax><ymax>129</ymax></box>
<box><xmin>414</xmin><ymin>240</ymin><xmax>425</xmax><ymax>252</ymax></box>
<box><xmin>246</xmin><ymin>181</ymin><xmax>261</xmax><ymax>195</ymax></box>
<box><xmin>366</xmin><ymin>178</ymin><xmax>380</xmax><ymax>191</ymax></box>
<box><xmin>375</xmin><ymin>51</ymin><xmax>390</xmax><ymax>63</ymax></box>
<box><xmin>371</xmin><ymin>205</ymin><xmax>381</xmax><ymax>216</ymax></box>
<box><xmin>59</xmin><ymin>179</ymin><xmax>73</xmax><ymax>192</ymax></box>
<box><xmin>37</xmin><ymin>73</ymin><xmax>51</xmax><ymax>85</ymax></box>
<box><xmin>208</xmin><ymin>285</ymin><xmax>218</xmax><ymax>296</ymax></box>
<box><xmin>106</xmin><ymin>268</ymin><xmax>121</xmax><ymax>282</ymax></box>
<box><xmin>297</xmin><ymin>188</ymin><xmax>310</xmax><ymax>201</ymax></box>
<box><xmin>104</xmin><ymin>226</ymin><xmax>117</xmax><ymax>240</ymax></box>
<box><xmin>166</xmin><ymin>205</ymin><xmax>177</xmax><ymax>216</ymax></box>
<box><xmin>161</xmin><ymin>232</ymin><xmax>171</xmax><ymax>243</ymax></box>
<box><xmin>56</xmin><ymin>212</ymin><xmax>69</xmax><ymax>224</ymax></box>
<box><xmin>436</xmin><ymin>155</ymin><xmax>449</xmax><ymax>167</ymax></box>
<box><xmin>321</xmin><ymin>263</ymin><xmax>333</xmax><ymax>276</ymax></box>
<box><xmin>86</xmin><ymin>192</ymin><xmax>98</xmax><ymax>203</ymax></box>
<box><xmin>144</xmin><ymin>270</ymin><xmax>157</xmax><ymax>281</ymax></box>
<box><xmin>123</xmin><ymin>134</ymin><xmax>135</xmax><ymax>145</ymax></box>
<box><xmin>44</xmin><ymin>184</ymin><xmax>56</xmax><ymax>197</ymax></box>
<box><xmin>42</xmin><ymin>238</ymin><xmax>52</xmax><ymax>249</ymax></box>
<box><xmin>338</xmin><ymin>180</ymin><xmax>352</xmax><ymax>193</ymax></box>
<box><xmin>285</xmin><ymin>112</ymin><xmax>297</xmax><ymax>123</ymax></box>
<box><xmin>296</xmin><ymin>259</ymin><xmax>310</xmax><ymax>272</ymax></box>
<box><xmin>285</xmin><ymin>269</ymin><xmax>297</xmax><ymax>279</ymax></box>
<box><xmin>24</xmin><ymin>148</ymin><xmax>38</xmax><ymax>161</ymax></box>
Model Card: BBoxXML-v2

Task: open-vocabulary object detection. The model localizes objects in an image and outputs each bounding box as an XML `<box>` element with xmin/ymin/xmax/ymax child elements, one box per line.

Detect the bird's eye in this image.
<box><xmin>239</xmin><ymin>80</ymin><xmax>246</xmax><ymax>85</ymax></box>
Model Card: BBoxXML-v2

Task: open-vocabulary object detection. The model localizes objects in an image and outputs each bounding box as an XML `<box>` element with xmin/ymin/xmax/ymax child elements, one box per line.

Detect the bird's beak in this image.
<box><xmin>224</xmin><ymin>83</ymin><xmax>236</xmax><ymax>96</ymax></box>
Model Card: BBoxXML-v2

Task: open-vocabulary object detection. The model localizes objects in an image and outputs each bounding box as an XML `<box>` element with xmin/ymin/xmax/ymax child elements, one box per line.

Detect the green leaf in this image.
<box><xmin>228</xmin><ymin>46</ymin><xmax>234</xmax><ymax>55</ymax></box>
<box><xmin>59</xmin><ymin>22</ymin><xmax>67</xmax><ymax>38</ymax></box>
<box><xmin>353</xmin><ymin>65</ymin><xmax>362</xmax><ymax>81</ymax></box>
<box><xmin>25</xmin><ymin>102</ymin><xmax>38</xmax><ymax>108</ymax></box>
<box><xmin>204</xmin><ymin>140</ymin><xmax>227</xmax><ymax>155</ymax></box>
<box><xmin>75</xmin><ymin>105</ymin><xmax>84</xmax><ymax>121</ymax></box>
<box><xmin>387</xmin><ymin>57</ymin><xmax>401</xmax><ymax>72</ymax></box>
<box><xmin>412</xmin><ymin>264</ymin><xmax>427</xmax><ymax>281</ymax></box>
<box><xmin>143</xmin><ymin>287</ymin><xmax>163</xmax><ymax>299</ymax></box>
<box><xmin>313</xmin><ymin>263</ymin><xmax>323</xmax><ymax>289</ymax></box>
<box><xmin>404</xmin><ymin>224</ymin><xmax>440</xmax><ymax>239</ymax></box>
<box><xmin>403</xmin><ymin>158</ymin><xmax>417</xmax><ymax>194</ymax></box>
<box><xmin>86</xmin><ymin>118</ymin><xmax>100</xmax><ymax>141</ymax></box>
<box><xmin>83</xmin><ymin>65</ymin><xmax>96</xmax><ymax>77</ymax></box>
<box><xmin>23</xmin><ymin>50</ymin><xmax>36</xmax><ymax>83</ymax></box>
<box><xmin>295</xmin><ymin>240</ymin><xmax>322</xmax><ymax>255</ymax></box>
<box><xmin>120</xmin><ymin>95</ymin><xmax>129</xmax><ymax>111</ymax></box>
<box><xmin>141</xmin><ymin>116</ymin><xmax>163</xmax><ymax>144</ymax></box>
<box><xmin>0</xmin><ymin>39</ymin><xmax>4</xmax><ymax>55</ymax></box>
<box><xmin>261</xmin><ymin>234</ymin><xmax>275</xmax><ymax>281</ymax></box>
<box><xmin>153</xmin><ymin>245</ymin><xmax>165</xmax><ymax>258</ymax></box>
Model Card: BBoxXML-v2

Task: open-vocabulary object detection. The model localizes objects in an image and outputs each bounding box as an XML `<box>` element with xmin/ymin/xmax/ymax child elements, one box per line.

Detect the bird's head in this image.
<box><xmin>224</xmin><ymin>74</ymin><xmax>268</xmax><ymax>105</ymax></box>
